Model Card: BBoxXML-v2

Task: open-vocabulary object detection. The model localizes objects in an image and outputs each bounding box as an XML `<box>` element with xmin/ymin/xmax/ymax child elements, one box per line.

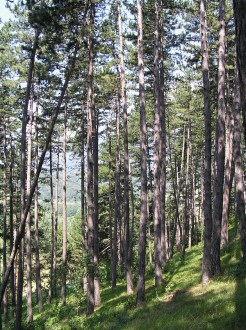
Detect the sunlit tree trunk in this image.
<box><xmin>26</xmin><ymin>92</ymin><xmax>33</xmax><ymax>323</ymax></box>
<box><xmin>200</xmin><ymin>0</ymin><xmax>212</xmax><ymax>285</ymax></box>
<box><xmin>86</xmin><ymin>1</ymin><xmax>95</xmax><ymax>315</ymax></box>
<box><xmin>212</xmin><ymin>0</ymin><xmax>226</xmax><ymax>276</ymax></box>
<box><xmin>117</xmin><ymin>0</ymin><xmax>133</xmax><ymax>295</ymax></box>
<box><xmin>113</xmin><ymin>91</ymin><xmax>121</xmax><ymax>289</ymax></box>
<box><xmin>136</xmin><ymin>0</ymin><xmax>148</xmax><ymax>307</ymax></box>
<box><xmin>153</xmin><ymin>0</ymin><xmax>162</xmax><ymax>286</ymax></box>
<box><xmin>61</xmin><ymin>105</ymin><xmax>67</xmax><ymax>306</ymax></box>
<box><xmin>94</xmin><ymin>112</ymin><xmax>101</xmax><ymax>306</ymax></box>
<box><xmin>34</xmin><ymin>103</ymin><xmax>42</xmax><ymax>312</ymax></box>
<box><xmin>53</xmin><ymin>146</ymin><xmax>59</xmax><ymax>298</ymax></box>
<box><xmin>9</xmin><ymin>136</ymin><xmax>16</xmax><ymax>314</ymax></box>
<box><xmin>48</xmin><ymin>147</ymin><xmax>54</xmax><ymax>304</ymax></box>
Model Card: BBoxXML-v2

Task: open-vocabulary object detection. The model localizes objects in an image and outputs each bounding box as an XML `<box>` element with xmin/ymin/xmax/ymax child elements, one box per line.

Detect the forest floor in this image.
<box><xmin>5</xmin><ymin>235</ymin><xmax>246</xmax><ymax>330</ymax></box>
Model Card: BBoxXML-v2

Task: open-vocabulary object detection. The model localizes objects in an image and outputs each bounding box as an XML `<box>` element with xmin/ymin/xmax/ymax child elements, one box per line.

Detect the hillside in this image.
<box><xmin>5</xmin><ymin>237</ymin><xmax>246</xmax><ymax>330</ymax></box>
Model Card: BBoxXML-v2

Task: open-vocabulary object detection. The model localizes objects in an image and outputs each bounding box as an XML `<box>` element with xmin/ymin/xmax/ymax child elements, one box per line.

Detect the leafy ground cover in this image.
<box><xmin>5</xmin><ymin>238</ymin><xmax>246</xmax><ymax>330</ymax></box>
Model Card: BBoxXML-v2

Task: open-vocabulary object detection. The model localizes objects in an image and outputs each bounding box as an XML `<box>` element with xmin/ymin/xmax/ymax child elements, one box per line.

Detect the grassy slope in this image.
<box><xmin>7</xmin><ymin>238</ymin><xmax>246</xmax><ymax>330</ymax></box>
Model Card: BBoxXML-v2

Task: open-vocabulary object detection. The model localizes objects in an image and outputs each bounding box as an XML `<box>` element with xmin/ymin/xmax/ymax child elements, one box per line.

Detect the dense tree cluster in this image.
<box><xmin>0</xmin><ymin>0</ymin><xmax>245</xmax><ymax>328</ymax></box>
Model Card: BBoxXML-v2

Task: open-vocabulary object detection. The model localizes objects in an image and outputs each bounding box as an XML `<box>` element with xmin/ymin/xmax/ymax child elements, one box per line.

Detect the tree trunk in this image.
<box><xmin>2</xmin><ymin>123</ymin><xmax>9</xmax><ymax>325</ymax></box>
<box><xmin>93</xmin><ymin>112</ymin><xmax>101</xmax><ymax>306</ymax></box>
<box><xmin>146</xmin><ymin>135</ymin><xmax>153</xmax><ymax>266</ymax></box>
<box><xmin>53</xmin><ymin>147</ymin><xmax>59</xmax><ymax>298</ymax></box>
<box><xmin>233</xmin><ymin>0</ymin><xmax>246</xmax><ymax>146</ymax></box>
<box><xmin>81</xmin><ymin>102</ymin><xmax>86</xmax><ymax>292</ymax></box>
<box><xmin>182</xmin><ymin>121</ymin><xmax>191</xmax><ymax>259</ymax></box>
<box><xmin>81</xmin><ymin>102</ymin><xmax>86</xmax><ymax>256</ymax></box>
<box><xmin>61</xmin><ymin>105</ymin><xmax>67</xmax><ymax>306</ymax></box>
<box><xmin>117</xmin><ymin>0</ymin><xmax>133</xmax><ymax>295</ymax></box>
<box><xmin>34</xmin><ymin>103</ymin><xmax>42</xmax><ymax>312</ymax></box>
<box><xmin>107</xmin><ymin>119</ymin><xmax>113</xmax><ymax>285</ymax></box>
<box><xmin>200</xmin><ymin>0</ymin><xmax>212</xmax><ymax>285</ymax></box>
<box><xmin>9</xmin><ymin>137</ymin><xmax>16</xmax><ymax>314</ymax></box>
<box><xmin>233</xmin><ymin>66</ymin><xmax>246</xmax><ymax>262</ymax></box>
<box><xmin>159</xmin><ymin>17</ymin><xmax>166</xmax><ymax>268</ymax></box>
<box><xmin>86</xmin><ymin>1</ymin><xmax>95</xmax><ymax>315</ymax></box>
<box><xmin>48</xmin><ymin>147</ymin><xmax>54</xmax><ymax>304</ymax></box>
<box><xmin>136</xmin><ymin>0</ymin><xmax>148</xmax><ymax>307</ymax></box>
<box><xmin>26</xmin><ymin>92</ymin><xmax>33</xmax><ymax>323</ymax></box>
<box><xmin>212</xmin><ymin>0</ymin><xmax>226</xmax><ymax>276</ymax></box>
<box><xmin>153</xmin><ymin>0</ymin><xmax>162</xmax><ymax>287</ymax></box>
<box><xmin>15</xmin><ymin>241</ymin><xmax>24</xmax><ymax>330</ymax></box>
<box><xmin>221</xmin><ymin>94</ymin><xmax>234</xmax><ymax>248</ymax></box>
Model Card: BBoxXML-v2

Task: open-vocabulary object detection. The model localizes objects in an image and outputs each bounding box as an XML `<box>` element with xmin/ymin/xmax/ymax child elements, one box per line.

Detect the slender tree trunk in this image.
<box><xmin>34</xmin><ymin>104</ymin><xmax>42</xmax><ymax>312</ymax></box>
<box><xmin>81</xmin><ymin>102</ymin><xmax>86</xmax><ymax>291</ymax></box>
<box><xmin>190</xmin><ymin>146</ymin><xmax>197</xmax><ymax>248</ymax></box>
<box><xmin>153</xmin><ymin>0</ymin><xmax>162</xmax><ymax>287</ymax></box>
<box><xmin>93</xmin><ymin>112</ymin><xmax>101</xmax><ymax>306</ymax></box>
<box><xmin>212</xmin><ymin>0</ymin><xmax>226</xmax><ymax>276</ymax></box>
<box><xmin>2</xmin><ymin>123</ymin><xmax>8</xmax><ymax>325</ymax></box>
<box><xmin>136</xmin><ymin>0</ymin><xmax>148</xmax><ymax>307</ymax></box>
<box><xmin>159</xmin><ymin>19</ymin><xmax>166</xmax><ymax>268</ymax></box>
<box><xmin>129</xmin><ymin>162</ymin><xmax>135</xmax><ymax>265</ymax></box>
<box><xmin>86</xmin><ymin>2</ymin><xmax>95</xmax><ymax>315</ymax></box>
<box><xmin>81</xmin><ymin>102</ymin><xmax>86</xmax><ymax>256</ymax></box>
<box><xmin>26</xmin><ymin>94</ymin><xmax>33</xmax><ymax>323</ymax></box>
<box><xmin>107</xmin><ymin>120</ymin><xmax>113</xmax><ymax>283</ymax></box>
<box><xmin>221</xmin><ymin>95</ymin><xmax>234</xmax><ymax>248</ymax></box>
<box><xmin>53</xmin><ymin>147</ymin><xmax>59</xmax><ymax>298</ymax></box>
<box><xmin>112</xmin><ymin>93</ymin><xmax>121</xmax><ymax>289</ymax></box>
<box><xmin>9</xmin><ymin>137</ymin><xmax>16</xmax><ymax>314</ymax></box>
<box><xmin>200</xmin><ymin>0</ymin><xmax>212</xmax><ymax>284</ymax></box>
<box><xmin>61</xmin><ymin>105</ymin><xmax>67</xmax><ymax>306</ymax></box>
<box><xmin>233</xmin><ymin>66</ymin><xmax>246</xmax><ymax>261</ymax></box>
<box><xmin>233</xmin><ymin>0</ymin><xmax>246</xmax><ymax>146</ymax></box>
<box><xmin>48</xmin><ymin>147</ymin><xmax>54</xmax><ymax>304</ymax></box>
<box><xmin>182</xmin><ymin>121</ymin><xmax>191</xmax><ymax>259</ymax></box>
<box><xmin>146</xmin><ymin>135</ymin><xmax>153</xmax><ymax>266</ymax></box>
<box><xmin>15</xmin><ymin>241</ymin><xmax>24</xmax><ymax>330</ymax></box>
<box><xmin>117</xmin><ymin>0</ymin><xmax>133</xmax><ymax>295</ymax></box>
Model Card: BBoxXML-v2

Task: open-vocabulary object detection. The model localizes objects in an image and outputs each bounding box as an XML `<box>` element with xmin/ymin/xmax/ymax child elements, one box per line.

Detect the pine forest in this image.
<box><xmin>0</xmin><ymin>0</ymin><xmax>246</xmax><ymax>329</ymax></box>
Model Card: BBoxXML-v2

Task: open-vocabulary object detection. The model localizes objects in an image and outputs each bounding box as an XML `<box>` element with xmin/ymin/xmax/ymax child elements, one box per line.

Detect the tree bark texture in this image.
<box><xmin>61</xmin><ymin>106</ymin><xmax>67</xmax><ymax>306</ymax></box>
<box><xmin>136</xmin><ymin>0</ymin><xmax>148</xmax><ymax>307</ymax></box>
<box><xmin>86</xmin><ymin>1</ymin><xmax>95</xmax><ymax>315</ymax></box>
<box><xmin>212</xmin><ymin>0</ymin><xmax>226</xmax><ymax>276</ymax></box>
<box><xmin>233</xmin><ymin>0</ymin><xmax>246</xmax><ymax>145</ymax></box>
<box><xmin>233</xmin><ymin>66</ymin><xmax>246</xmax><ymax>262</ymax></box>
<box><xmin>117</xmin><ymin>0</ymin><xmax>133</xmax><ymax>295</ymax></box>
<box><xmin>200</xmin><ymin>0</ymin><xmax>212</xmax><ymax>285</ymax></box>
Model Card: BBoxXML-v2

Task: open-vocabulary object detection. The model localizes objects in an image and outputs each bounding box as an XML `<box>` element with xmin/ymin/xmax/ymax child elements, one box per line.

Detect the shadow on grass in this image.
<box><xmin>11</xmin><ymin>242</ymin><xmax>246</xmax><ymax>330</ymax></box>
<box><xmin>234</xmin><ymin>262</ymin><xmax>246</xmax><ymax>330</ymax></box>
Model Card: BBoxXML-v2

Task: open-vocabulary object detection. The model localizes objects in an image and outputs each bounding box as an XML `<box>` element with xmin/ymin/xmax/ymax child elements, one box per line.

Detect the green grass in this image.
<box><xmin>4</xmin><ymin>239</ymin><xmax>246</xmax><ymax>330</ymax></box>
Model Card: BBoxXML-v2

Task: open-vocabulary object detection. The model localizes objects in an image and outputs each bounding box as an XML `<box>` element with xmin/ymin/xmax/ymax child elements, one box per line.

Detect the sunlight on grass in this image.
<box><xmin>4</xmin><ymin>239</ymin><xmax>246</xmax><ymax>330</ymax></box>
